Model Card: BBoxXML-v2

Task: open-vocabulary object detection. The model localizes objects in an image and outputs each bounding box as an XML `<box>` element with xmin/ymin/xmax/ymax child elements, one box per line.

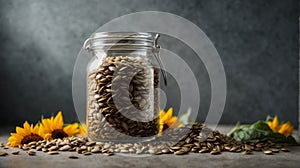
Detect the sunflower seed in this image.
<box><xmin>83</xmin><ymin>151</ymin><xmax>91</xmax><ymax>155</ymax></box>
<box><xmin>59</xmin><ymin>145</ymin><xmax>71</xmax><ymax>151</ymax></box>
<box><xmin>170</xmin><ymin>146</ymin><xmax>181</xmax><ymax>150</ymax></box>
<box><xmin>103</xmin><ymin>143</ymin><xmax>111</xmax><ymax>149</ymax></box>
<box><xmin>174</xmin><ymin>150</ymin><xmax>188</xmax><ymax>155</ymax></box>
<box><xmin>0</xmin><ymin>152</ymin><xmax>8</xmax><ymax>156</ymax></box>
<box><xmin>104</xmin><ymin>152</ymin><xmax>114</xmax><ymax>156</ymax></box>
<box><xmin>80</xmin><ymin>146</ymin><xmax>87</xmax><ymax>150</ymax></box>
<box><xmin>48</xmin><ymin>146</ymin><xmax>58</xmax><ymax>151</ymax></box>
<box><xmin>68</xmin><ymin>155</ymin><xmax>79</xmax><ymax>159</ymax></box>
<box><xmin>120</xmin><ymin>149</ymin><xmax>129</xmax><ymax>153</ymax></box>
<box><xmin>36</xmin><ymin>146</ymin><xmax>42</xmax><ymax>151</ymax></box>
<box><xmin>148</xmin><ymin>148</ymin><xmax>157</xmax><ymax>154</ymax></box>
<box><xmin>210</xmin><ymin>150</ymin><xmax>221</xmax><ymax>155</ymax></box>
<box><xmin>199</xmin><ymin>149</ymin><xmax>209</xmax><ymax>153</ymax></box>
<box><xmin>256</xmin><ymin>143</ymin><xmax>263</xmax><ymax>148</ymax></box>
<box><xmin>86</xmin><ymin>141</ymin><xmax>96</xmax><ymax>146</ymax></box>
<box><xmin>108</xmin><ymin>66</ymin><xmax>116</xmax><ymax>71</ymax></box>
<box><xmin>224</xmin><ymin>146</ymin><xmax>231</xmax><ymax>151</ymax></box>
<box><xmin>27</xmin><ymin>150</ymin><xmax>36</xmax><ymax>156</ymax></box>
<box><xmin>242</xmin><ymin>150</ymin><xmax>252</xmax><ymax>155</ymax></box>
<box><xmin>22</xmin><ymin>146</ymin><xmax>29</xmax><ymax>150</ymax></box>
<box><xmin>28</xmin><ymin>141</ymin><xmax>37</xmax><ymax>146</ymax></box>
<box><xmin>42</xmin><ymin>148</ymin><xmax>48</xmax><ymax>152</ymax></box>
<box><xmin>91</xmin><ymin>147</ymin><xmax>101</xmax><ymax>153</ymax></box>
<box><xmin>244</xmin><ymin>144</ymin><xmax>252</xmax><ymax>151</ymax></box>
<box><xmin>263</xmin><ymin>150</ymin><xmax>273</xmax><ymax>155</ymax></box>
<box><xmin>270</xmin><ymin>148</ymin><xmax>280</xmax><ymax>153</ymax></box>
<box><xmin>135</xmin><ymin>149</ymin><xmax>142</xmax><ymax>154</ymax></box>
<box><xmin>48</xmin><ymin>151</ymin><xmax>59</xmax><ymax>155</ymax></box>
<box><xmin>254</xmin><ymin>147</ymin><xmax>262</xmax><ymax>151</ymax></box>
<box><xmin>11</xmin><ymin>151</ymin><xmax>20</xmax><ymax>155</ymax></box>
<box><xmin>162</xmin><ymin>149</ymin><xmax>171</xmax><ymax>154</ymax></box>
<box><xmin>281</xmin><ymin>148</ymin><xmax>289</xmax><ymax>152</ymax></box>
<box><xmin>30</xmin><ymin>145</ymin><xmax>36</xmax><ymax>149</ymax></box>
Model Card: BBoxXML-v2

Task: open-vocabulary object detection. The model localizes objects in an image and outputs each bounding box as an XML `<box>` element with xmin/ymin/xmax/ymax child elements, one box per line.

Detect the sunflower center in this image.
<box><xmin>21</xmin><ymin>133</ymin><xmax>43</xmax><ymax>145</ymax></box>
<box><xmin>52</xmin><ymin>129</ymin><xmax>68</xmax><ymax>139</ymax></box>
<box><xmin>162</xmin><ymin>124</ymin><xmax>169</xmax><ymax>132</ymax></box>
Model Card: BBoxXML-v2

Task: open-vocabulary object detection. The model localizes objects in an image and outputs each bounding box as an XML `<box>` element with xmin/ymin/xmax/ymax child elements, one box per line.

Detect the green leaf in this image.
<box><xmin>250</xmin><ymin>121</ymin><xmax>273</xmax><ymax>132</ymax></box>
<box><xmin>228</xmin><ymin>120</ymin><xmax>299</xmax><ymax>146</ymax></box>
<box><xmin>227</xmin><ymin>122</ymin><xmax>240</xmax><ymax>137</ymax></box>
<box><xmin>179</xmin><ymin>108</ymin><xmax>192</xmax><ymax>125</ymax></box>
<box><xmin>265</xmin><ymin>115</ymin><xmax>273</xmax><ymax>122</ymax></box>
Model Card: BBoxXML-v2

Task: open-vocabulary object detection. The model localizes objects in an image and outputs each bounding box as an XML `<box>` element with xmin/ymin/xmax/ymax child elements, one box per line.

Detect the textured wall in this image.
<box><xmin>0</xmin><ymin>0</ymin><xmax>298</xmax><ymax>127</ymax></box>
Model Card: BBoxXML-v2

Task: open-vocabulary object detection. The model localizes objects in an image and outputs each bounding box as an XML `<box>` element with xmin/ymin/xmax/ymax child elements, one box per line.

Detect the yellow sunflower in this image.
<box><xmin>8</xmin><ymin>121</ymin><xmax>46</xmax><ymax>147</ymax></box>
<box><xmin>159</xmin><ymin>108</ymin><xmax>183</xmax><ymax>135</ymax></box>
<box><xmin>79</xmin><ymin>123</ymin><xmax>87</xmax><ymax>136</ymax></box>
<box><xmin>40</xmin><ymin>111</ymin><xmax>80</xmax><ymax>139</ymax></box>
<box><xmin>267</xmin><ymin>116</ymin><xmax>293</xmax><ymax>136</ymax></box>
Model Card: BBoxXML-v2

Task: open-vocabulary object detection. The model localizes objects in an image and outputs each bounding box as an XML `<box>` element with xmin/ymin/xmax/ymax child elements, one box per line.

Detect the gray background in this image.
<box><xmin>0</xmin><ymin>0</ymin><xmax>298</xmax><ymax>128</ymax></box>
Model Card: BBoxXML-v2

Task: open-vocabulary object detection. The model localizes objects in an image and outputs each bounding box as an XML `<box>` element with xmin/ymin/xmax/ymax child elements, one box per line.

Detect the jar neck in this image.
<box><xmin>107</xmin><ymin>49</ymin><xmax>154</xmax><ymax>56</ymax></box>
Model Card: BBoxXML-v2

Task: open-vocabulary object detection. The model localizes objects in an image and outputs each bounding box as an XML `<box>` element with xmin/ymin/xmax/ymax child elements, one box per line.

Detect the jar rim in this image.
<box><xmin>91</xmin><ymin>32</ymin><xmax>156</xmax><ymax>39</ymax></box>
<box><xmin>84</xmin><ymin>32</ymin><xmax>159</xmax><ymax>51</ymax></box>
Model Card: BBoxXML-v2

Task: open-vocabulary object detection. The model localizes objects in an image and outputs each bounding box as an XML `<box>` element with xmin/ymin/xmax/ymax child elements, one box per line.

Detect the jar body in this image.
<box><xmin>86</xmin><ymin>48</ymin><xmax>160</xmax><ymax>142</ymax></box>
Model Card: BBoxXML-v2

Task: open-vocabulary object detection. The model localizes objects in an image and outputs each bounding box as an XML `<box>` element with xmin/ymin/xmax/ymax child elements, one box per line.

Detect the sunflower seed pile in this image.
<box><xmin>87</xmin><ymin>56</ymin><xmax>160</xmax><ymax>141</ymax></box>
<box><xmin>0</xmin><ymin>123</ymin><xmax>291</xmax><ymax>158</ymax></box>
<box><xmin>1</xmin><ymin>136</ymin><xmax>113</xmax><ymax>157</ymax></box>
<box><xmin>157</xmin><ymin>123</ymin><xmax>290</xmax><ymax>155</ymax></box>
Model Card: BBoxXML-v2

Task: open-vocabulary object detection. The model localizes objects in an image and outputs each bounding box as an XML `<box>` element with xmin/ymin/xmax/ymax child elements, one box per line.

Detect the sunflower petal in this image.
<box><xmin>63</xmin><ymin>123</ymin><xmax>79</xmax><ymax>136</ymax></box>
<box><xmin>268</xmin><ymin>116</ymin><xmax>294</xmax><ymax>136</ymax></box>
<box><xmin>165</xmin><ymin>108</ymin><xmax>173</xmax><ymax>120</ymax></box>
<box><xmin>54</xmin><ymin>111</ymin><xmax>64</xmax><ymax>129</ymax></box>
<box><xmin>16</xmin><ymin>127</ymin><xmax>26</xmax><ymax>136</ymax></box>
<box><xmin>159</xmin><ymin>110</ymin><xmax>165</xmax><ymax>117</ymax></box>
<box><xmin>43</xmin><ymin>133</ymin><xmax>52</xmax><ymax>140</ymax></box>
<box><xmin>272</xmin><ymin>116</ymin><xmax>279</xmax><ymax>128</ymax></box>
<box><xmin>41</xmin><ymin>118</ymin><xmax>54</xmax><ymax>133</ymax></box>
<box><xmin>79</xmin><ymin>124</ymin><xmax>87</xmax><ymax>136</ymax></box>
<box><xmin>278</xmin><ymin>121</ymin><xmax>293</xmax><ymax>136</ymax></box>
<box><xmin>32</xmin><ymin>123</ymin><xmax>40</xmax><ymax>134</ymax></box>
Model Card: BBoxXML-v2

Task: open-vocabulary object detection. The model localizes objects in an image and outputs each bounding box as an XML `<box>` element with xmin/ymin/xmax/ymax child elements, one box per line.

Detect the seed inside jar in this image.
<box><xmin>87</xmin><ymin>56</ymin><xmax>160</xmax><ymax>141</ymax></box>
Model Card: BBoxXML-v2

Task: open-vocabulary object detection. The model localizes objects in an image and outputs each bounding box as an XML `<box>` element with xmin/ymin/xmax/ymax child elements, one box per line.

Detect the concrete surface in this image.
<box><xmin>0</xmin><ymin>126</ymin><xmax>299</xmax><ymax>168</ymax></box>
<box><xmin>1</xmin><ymin>147</ymin><xmax>300</xmax><ymax>168</ymax></box>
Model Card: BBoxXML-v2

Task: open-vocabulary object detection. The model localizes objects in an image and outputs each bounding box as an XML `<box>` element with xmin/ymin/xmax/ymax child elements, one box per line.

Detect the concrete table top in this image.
<box><xmin>0</xmin><ymin>126</ymin><xmax>299</xmax><ymax>168</ymax></box>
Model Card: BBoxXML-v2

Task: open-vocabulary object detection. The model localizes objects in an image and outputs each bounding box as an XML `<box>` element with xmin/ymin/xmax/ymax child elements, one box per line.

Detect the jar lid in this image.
<box><xmin>84</xmin><ymin>32</ymin><xmax>159</xmax><ymax>51</ymax></box>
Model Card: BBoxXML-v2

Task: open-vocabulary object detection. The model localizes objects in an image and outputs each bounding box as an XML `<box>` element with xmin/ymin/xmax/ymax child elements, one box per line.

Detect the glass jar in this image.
<box><xmin>84</xmin><ymin>32</ymin><xmax>165</xmax><ymax>142</ymax></box>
